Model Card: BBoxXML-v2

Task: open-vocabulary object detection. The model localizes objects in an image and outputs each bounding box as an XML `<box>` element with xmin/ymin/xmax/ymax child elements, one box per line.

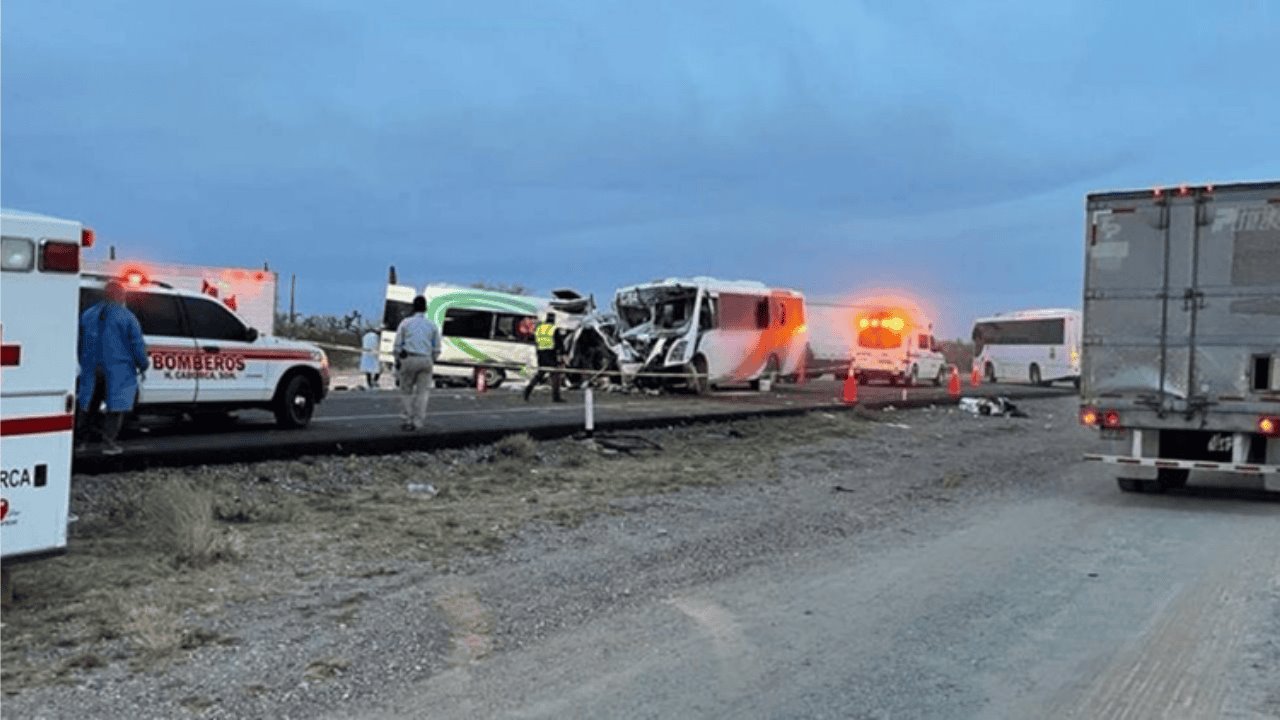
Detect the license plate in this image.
<box><xmin>1207</xmin><ymin>434</ymin><xmax>1233</xmax><ymax>453</ymax></box>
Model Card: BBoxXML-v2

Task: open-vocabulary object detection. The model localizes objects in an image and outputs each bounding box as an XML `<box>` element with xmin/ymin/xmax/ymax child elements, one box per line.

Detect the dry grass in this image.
<box><xmin>142</xmin><ymin>478</ymin><xmax>242</xmax><ymax>568</ymax></box>
<box><xmin>3</xmin><ymin>410</ymin><xmax>878</xmax><ymax>690</ymax></box>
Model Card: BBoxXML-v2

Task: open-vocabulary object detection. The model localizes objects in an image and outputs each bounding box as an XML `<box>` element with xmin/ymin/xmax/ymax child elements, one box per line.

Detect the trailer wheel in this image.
<box><xmin>274</xmin><ymin>373</ymin><xmax>316</xmax><ymax>429</ymax></box>
<box><xmin>1117</xmin><ymin>477</ymin><xmax>1145</xmax><ymax>493</ymax></box>
<box><xmin>1029</xmin><ymin>364</ymin><xmax>1043</xmax><ymax>386</ymax></box>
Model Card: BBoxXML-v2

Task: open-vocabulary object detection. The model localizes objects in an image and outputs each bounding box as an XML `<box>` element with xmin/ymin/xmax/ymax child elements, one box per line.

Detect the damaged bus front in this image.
<box><xmin>611</xmin><ymin>278</ymin><xmax>808</xmax><ymax>393</ymax></box>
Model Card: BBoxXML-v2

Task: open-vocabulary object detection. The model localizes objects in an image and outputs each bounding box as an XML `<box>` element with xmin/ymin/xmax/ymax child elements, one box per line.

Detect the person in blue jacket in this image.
<box><xmin>77</xmin><ymin>280</ymin><xmax>148</xmax><ymax>455</ymax></box>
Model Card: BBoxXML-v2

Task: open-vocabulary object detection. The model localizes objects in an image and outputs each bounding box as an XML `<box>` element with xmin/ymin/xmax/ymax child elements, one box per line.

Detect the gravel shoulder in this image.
<box><xmin>3</xmin><ymin>397</ymin><xmax>1275</xmax><ymax>719</ymax></box>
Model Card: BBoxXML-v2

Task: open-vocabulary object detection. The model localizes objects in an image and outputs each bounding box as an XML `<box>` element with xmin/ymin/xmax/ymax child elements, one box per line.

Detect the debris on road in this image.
<box><xmin>958</xmin><ymin>396</ymin><xmax>1028</xmax><ymax>418</ymax></box>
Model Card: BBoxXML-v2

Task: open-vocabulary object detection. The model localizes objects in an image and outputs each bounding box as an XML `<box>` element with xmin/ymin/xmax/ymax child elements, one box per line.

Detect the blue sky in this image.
<box><xmin>4</xmin><ymin>0</ymin><xmax>1277</xmax><ymax>337</ymax></box>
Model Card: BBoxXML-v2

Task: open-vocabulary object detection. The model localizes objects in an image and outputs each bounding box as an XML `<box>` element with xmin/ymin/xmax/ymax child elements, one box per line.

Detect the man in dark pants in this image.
<box><xmin>77</xmin><ymin>280</ymin><xmax>149</xmax><ymax>455</ymax></box>
<box><xmin>523</xmin><ymin>312</ymin><xmax>564</xmax><ymax>403</ymax></box>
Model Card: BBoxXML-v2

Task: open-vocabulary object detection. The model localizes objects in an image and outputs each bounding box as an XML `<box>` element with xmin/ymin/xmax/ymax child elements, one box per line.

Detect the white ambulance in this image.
<box><xmin>79</xmin><ymin>271</ymin><xmax>330</xmax><ymax>428</ymax></box>
<box><xmin>849</xmin><ymin>305</ymin><xmax>948</xmax><ymax>386</ymax></box>
<box><xmin>1</xmin><ymin>209</ymin><xmax>88</xmax><ymax>562</ymax></box>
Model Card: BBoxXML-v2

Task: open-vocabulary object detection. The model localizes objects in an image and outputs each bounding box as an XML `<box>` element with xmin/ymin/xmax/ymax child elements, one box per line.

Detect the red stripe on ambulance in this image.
<box><xmin>0</xmin><ymin>414</ymin><xmax>75</xmax><ymax>437</ymax></box>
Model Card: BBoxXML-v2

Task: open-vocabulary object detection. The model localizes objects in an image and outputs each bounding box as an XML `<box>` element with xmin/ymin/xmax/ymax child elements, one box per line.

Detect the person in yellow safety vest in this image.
<box><xmin>523</xmin><ymin>312</ymin><xmax>564</xmax><ymax>403</ymax></box>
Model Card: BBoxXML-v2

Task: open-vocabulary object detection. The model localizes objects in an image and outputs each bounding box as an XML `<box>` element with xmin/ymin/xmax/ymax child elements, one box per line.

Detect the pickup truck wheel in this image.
<box><xmin>274</xmin><ymin>374</ymin><xmax>316</xmax><ymax>429</ymax></box>
<box><xmin>1029</xmin><ymin>364</ymin><xmax>1043</xmax><ymax>386</ymax></box>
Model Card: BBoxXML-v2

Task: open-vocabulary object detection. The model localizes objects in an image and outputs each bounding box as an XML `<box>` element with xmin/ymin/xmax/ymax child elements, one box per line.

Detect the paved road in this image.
<box><xmin>360</xmin><ymin>453</ymin><xmax>1280</xmax><ymax>720</ymax></box>
<box><xmin>76</xmin><ymin>380</ymin><xmax>1073</xmax><ymax>471</ymax></box>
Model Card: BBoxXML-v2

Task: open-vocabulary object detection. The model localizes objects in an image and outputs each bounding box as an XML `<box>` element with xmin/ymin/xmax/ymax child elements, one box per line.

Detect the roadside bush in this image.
<box><xmin>142</xmin><ymin>478</ymin><xmax>242</xmax><ymax>568</ymax></box>
<box><xmin>494</xmin><ymin>434</ymin><xmax>538</xmax><ymax>461</ymax></box>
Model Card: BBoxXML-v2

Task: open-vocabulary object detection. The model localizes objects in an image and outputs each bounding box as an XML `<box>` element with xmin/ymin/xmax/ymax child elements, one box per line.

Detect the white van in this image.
<box><xmin>380</xmin><ymin>283</ymin><xmax>547</xmax><ymax>388</ymax></box>
<box><xmin>972</xmin><ymin>308</ymin><xmax>1081</xmax><ymax>386</ymax></box>
<box><xmin>850</xmin><ymin>306</ymin><xmax>947</xmax><ymax>386</ymax></box>
<box><xmin>1</xmin><ymin>209</ymin><xmax>90</xmax><ymax>562</ymax></box>
<box><xmin>613</xmin><ymin>277</ymin><xmax>808</xmax><ymax>393</ymax></box>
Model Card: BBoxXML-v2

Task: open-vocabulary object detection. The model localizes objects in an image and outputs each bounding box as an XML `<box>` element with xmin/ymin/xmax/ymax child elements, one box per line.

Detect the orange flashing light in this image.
<box><xmin>1079</xmin><ymin>407</ymin><xmax>1099</xmax><ymax>427</ymax></box>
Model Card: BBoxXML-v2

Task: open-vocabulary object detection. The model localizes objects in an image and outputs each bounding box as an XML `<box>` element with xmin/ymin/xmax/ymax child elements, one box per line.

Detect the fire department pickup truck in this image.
<box><xmin>80</xmin><ymin>273</ymin><xmax>329</xmax><ymax>428</ymax></box>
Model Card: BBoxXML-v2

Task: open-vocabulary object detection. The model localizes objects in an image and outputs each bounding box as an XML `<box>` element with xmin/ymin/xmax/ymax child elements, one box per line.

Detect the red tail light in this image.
<box><xmin>40</xmin><ymin>241</ymin><xmax>80</xmax><ymax>273</ymax></box>
<box><xmin>1079</xmin><ymin>407</ymin><xmax>1099</xmax><ymax>426</ymax></box>
<box><xmin>1102</xmin><ymin>410</ymin><xmax>1122</xmax><ymax>428</ymax></box>
<box><xmin>81</xmin><ymin>227</ymin><xmax>95</xmax><ymax>248</ymax></box>
<box><xmin>1259</xmin><ymin>416</ymin><xmax>1280</xmax><ymax>436</ymax></box>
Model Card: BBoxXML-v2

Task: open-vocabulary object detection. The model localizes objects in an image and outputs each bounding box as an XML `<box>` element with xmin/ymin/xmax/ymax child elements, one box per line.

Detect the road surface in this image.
<box><xmin>76</xmin><ymin>379</ymin><xmax>1071</xmax><ymax>471</ymax></box>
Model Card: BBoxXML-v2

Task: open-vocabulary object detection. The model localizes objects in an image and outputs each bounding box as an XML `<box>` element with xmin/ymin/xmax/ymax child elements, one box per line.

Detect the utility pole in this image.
<box><xmin>289</xmin><ymin>274</ymin><xmax>297</xmax><ymax>327</ymax></box>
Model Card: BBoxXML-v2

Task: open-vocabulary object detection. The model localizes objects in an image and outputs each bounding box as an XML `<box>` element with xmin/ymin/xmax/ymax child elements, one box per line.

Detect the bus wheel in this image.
<box><xmin>750</xmin><ymin>356</ymin><xmax>780</xmax><ymax>391</ymax></box>
<box><xmin>985</xmin><ymin>362</ymin><xmax>997</xmax><ymax>383</ymax></box>
<box><xmin>480</xmin><ymin>368</ymin><xmax>505</xmax><ymax>389</ymax></box>
<box><xmin>1029</xmin><ymin>364</ymin><xmax>1043</xmax><ymax>386</ymax></box>
<box><xmin>688</xmin><ymin>356</ymin><xmax>710</xmax><ymax>395</ymax></box>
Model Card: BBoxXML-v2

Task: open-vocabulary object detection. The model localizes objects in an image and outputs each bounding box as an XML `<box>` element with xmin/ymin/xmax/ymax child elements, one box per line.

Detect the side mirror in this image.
<box><xmin>245</xmin><ymin>327</ymin><xmax>260</xmax><ymax>343</ymax></box>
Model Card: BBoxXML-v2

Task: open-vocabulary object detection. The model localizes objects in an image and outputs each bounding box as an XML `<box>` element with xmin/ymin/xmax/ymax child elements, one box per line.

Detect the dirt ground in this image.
<box><xmin>3</xmin><ymin>397</ymin><xmax>1078</xmax><ymax>718</ymax></box>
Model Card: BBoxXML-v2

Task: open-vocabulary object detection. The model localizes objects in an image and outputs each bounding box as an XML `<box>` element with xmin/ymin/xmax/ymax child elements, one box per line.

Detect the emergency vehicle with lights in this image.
<box><xmin>849</xmin><ymin>305</ymin><xmax>947</xmax><ymax>386</ymax></box>
<box><xmin>1</xmin><ymin>209</ymin><xmax>90</xmax><ymax>562</ymax></box>
<box><xmin>85</xmin><ymin>259</ymin><xmax>279</xmax><ymax>335</ymax></box>
<box><xmin>971</xmin><ymin>308</ymin><xmax>1081</xmax><ymax>387</ymax></box>
<box><xmin>1080</xmin><ymin>181</ymin><xmax>1280</xmax><ymax>493</ymax></box>
<box><xmin>79</xmin><ymin>271</ymin><xmax>329</xmax><ymax>428</ymax></box>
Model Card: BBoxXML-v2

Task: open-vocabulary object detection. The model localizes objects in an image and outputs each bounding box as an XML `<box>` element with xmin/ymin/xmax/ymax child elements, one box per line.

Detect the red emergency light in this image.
<box><xmin>81</xmin><ymin>227</ymin><xmax>95</xmax><ymax>248</ymax></box>
<box><xmin>123</xmin><ymin>270</ymin><xmax>148</xmax><ymax>287</ymax></box>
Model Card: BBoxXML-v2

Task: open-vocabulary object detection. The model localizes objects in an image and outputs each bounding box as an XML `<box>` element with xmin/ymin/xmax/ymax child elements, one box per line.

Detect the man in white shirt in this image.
<box><xmin>393</xmin><ymin>296</ymin><xmax>441</xmax><ymax>431</ymax></box>
<box><xmin>360</xmin><ymin>329</ymin><xmax>381</xmax><ymax>389</ymax></box>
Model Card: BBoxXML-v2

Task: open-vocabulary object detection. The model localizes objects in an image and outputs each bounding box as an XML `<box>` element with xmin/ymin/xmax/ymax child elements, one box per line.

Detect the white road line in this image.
<box><xmin>314</xmin><ymin>402</ymin><xmax>682</xmax><ymax>423</ymax></box>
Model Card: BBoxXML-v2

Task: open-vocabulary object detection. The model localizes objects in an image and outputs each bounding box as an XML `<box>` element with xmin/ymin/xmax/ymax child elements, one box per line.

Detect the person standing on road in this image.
<box><xmin>76</xmin><ymin>280</ymin><xmax>148</xmax><ymax>455</ymax></box>
<box><xmin>360</xmin><ymin>329</ymin><xmax>381</xmax><ymax>390</ymax></box>
<box><xmin>523</xmin><ymin>312</ymin><xmax>565</xmax><ymax>403</ymax></box>
<box><xmin>393</xmin><ymin>296</ymin><xmax>441</xmax><ymax>431</ymax></box>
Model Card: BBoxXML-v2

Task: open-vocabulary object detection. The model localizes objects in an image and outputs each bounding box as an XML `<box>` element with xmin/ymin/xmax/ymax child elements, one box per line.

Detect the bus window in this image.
<box><xmin>443</xmin><ymin>308</ymin><xmax>493</xmax><ymax>339</ymax></box>
<box><xmin>493</xmin><ymin>313</ymin><xmax>536</xmax><ymax>343</ymax></box>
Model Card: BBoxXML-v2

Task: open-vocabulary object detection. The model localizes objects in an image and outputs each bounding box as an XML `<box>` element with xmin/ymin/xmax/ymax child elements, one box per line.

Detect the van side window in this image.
<box><xmin>128</xmin><ymin>292</ymin><xmax>187</xmax><ymax>337</ymax></box>
<box><xmin>493</xmin><ymin>313</ymin><xmax>535</xmax><ymax>343</ymax></box>
<box><xmin>755</xmin><ymin>298</ymin><xmax>769</xmax><ymax>329</ymax></box>
<box><xmin>182</xmin><ymin>296</ymin><xmax>247</xmax><ymax>341</ymax></box>
<box><xmin>443</xmin><ymin>308</ymin><xmax>493</xmax><ymax>339</ymax></box>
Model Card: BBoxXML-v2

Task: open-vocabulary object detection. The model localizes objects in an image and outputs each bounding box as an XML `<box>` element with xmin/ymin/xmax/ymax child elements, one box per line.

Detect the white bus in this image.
<box><xmin>2</xmin><ymin>209</ymin><xmax>91</xmax><ymax>563</ymax></box>
<box><xmin>612</xmin><ymin>277</ymin><xmax>808</xmax><ymax>393</ymax></box>
<box><xmin>380</xmin><ymin>282</ymin><xmax>547</xmax><ymax>388</ymax></box>
<box><xmin>971</xmin><ymin>308</ymin><xmax>1081</xmax><ymax>387</ymax></box>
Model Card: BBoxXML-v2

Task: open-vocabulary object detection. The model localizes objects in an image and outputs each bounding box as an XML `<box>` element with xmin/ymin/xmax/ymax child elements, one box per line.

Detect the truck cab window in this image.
<box><xmin>128</xmin><ymin>292</ymin><xmax>187</xmax><ymax>337</ymax></box>
<box><xmin>182</xmin><ymin>296</ymin><xmax>248</xmax><ymax>341</ymax></box>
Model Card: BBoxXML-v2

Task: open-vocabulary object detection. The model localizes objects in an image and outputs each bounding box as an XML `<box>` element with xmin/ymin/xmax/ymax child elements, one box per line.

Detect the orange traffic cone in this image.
<box><xmin>475</xmin><ymin>367</ymin><xmax>487</xmax><ymax>394</ymax></box>
<box><xmin>970</xmin><ymin>365</ymin><xmax>981</xmax><ymax>387</ymax></box>
<box><xmin>841</xmin><ymin>369</ymin><xmax>859</xmax><ymax>405</ymax></box>
<box><xmin>948</xmin><ymin>365</ymin><xmax>962</xmax><ymax>397</ymax></box>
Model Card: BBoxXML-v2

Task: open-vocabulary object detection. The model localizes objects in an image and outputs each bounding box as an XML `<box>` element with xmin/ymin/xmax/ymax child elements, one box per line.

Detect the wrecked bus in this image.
<box><xmin>1081</xmin><ymin>181</ymin><xmax>1280</xmax><ymax>493</ymax></box>
<box><xmin>611</xmin><ymin>277</ymin><xmax>807</xmax><ymax>393</ymax></box>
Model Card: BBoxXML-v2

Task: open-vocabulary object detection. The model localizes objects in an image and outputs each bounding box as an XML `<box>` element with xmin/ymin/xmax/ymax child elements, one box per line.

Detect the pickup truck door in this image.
<box><xmin>81</xmin><ymin>287</ymin><xmax>199</xmax><ymax>406</ymax></box>
<box><xmin>180</xmin><ymin>296</ymin><xmax>267</xmax><ymax>403</ymax></box>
